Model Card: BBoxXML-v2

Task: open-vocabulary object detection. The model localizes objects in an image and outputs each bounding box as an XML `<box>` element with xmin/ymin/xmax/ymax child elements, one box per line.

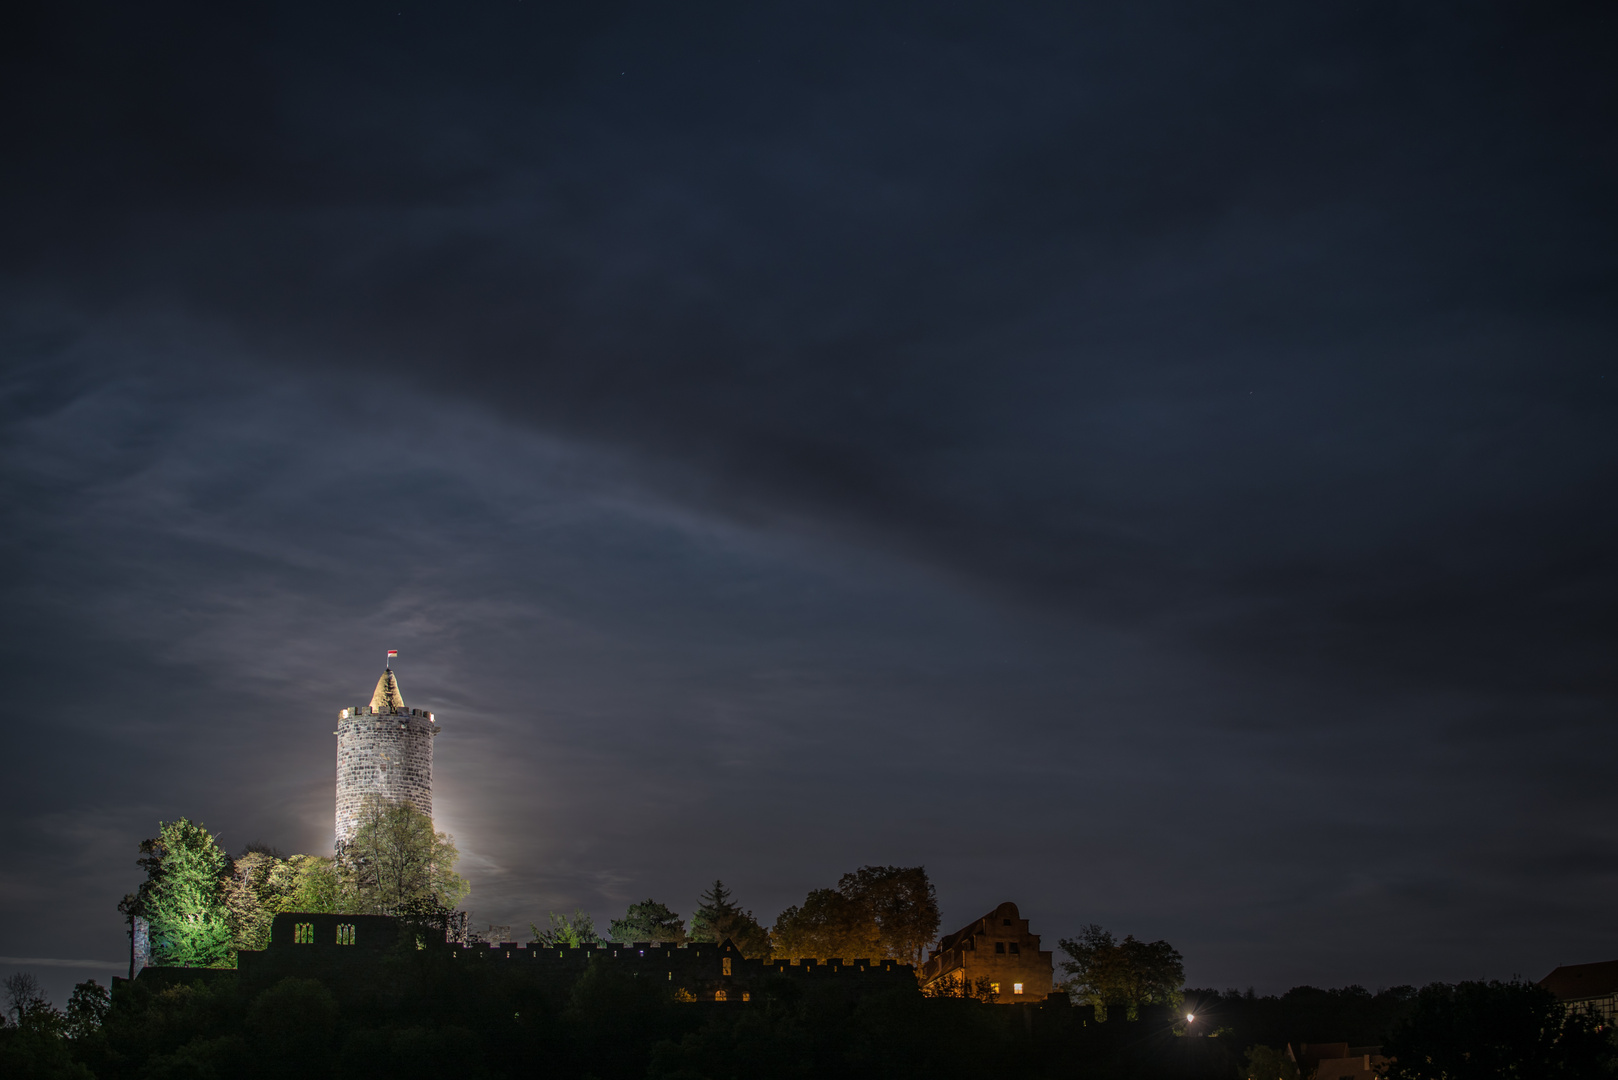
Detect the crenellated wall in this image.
<box><xmin>236</xmin><ymin>913</ymin><xmax>916</xmax><ymax>1002</ymax></box>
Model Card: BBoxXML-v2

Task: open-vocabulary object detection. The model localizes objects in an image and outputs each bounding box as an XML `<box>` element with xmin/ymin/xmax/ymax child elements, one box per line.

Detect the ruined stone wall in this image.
<box><xmin>130</xmin><ymin>915</ymin><xmax>151</xmax><ymax>980</ymax></box>
<box><xmin>335</xmin><ymin>704</ymin><xmax>439</xmax><ymax>844</ymax></box>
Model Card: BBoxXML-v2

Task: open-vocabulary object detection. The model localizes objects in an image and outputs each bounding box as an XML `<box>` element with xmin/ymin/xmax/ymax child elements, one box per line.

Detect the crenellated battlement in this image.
<box><xmin>339</xmin><ymin>705</ymin><xmax>436</xmax><ymax>721</ymax></box>
<box><xmin>235</xmin><ymin>914</ymin><xmax>917</xmax><ymax>1003</ymax></box>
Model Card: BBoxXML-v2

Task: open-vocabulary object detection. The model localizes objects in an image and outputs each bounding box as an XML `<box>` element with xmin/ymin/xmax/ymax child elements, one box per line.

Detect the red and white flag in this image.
<box><xmin>387</xmin><ymin>650</ymin><xmax>398</xmax><ymax>658</ymax></box>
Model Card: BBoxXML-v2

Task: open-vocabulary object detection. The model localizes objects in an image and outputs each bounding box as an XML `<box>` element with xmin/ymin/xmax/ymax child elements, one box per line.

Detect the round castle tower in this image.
<box><xmin>335</xmin><ymin>664</ymin><xmax>440</xmax><ymax>847</ymax></box>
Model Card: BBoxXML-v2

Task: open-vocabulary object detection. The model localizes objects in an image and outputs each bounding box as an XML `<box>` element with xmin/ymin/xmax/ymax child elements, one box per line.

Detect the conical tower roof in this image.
<box><xmin>371</xmin><ymin>667</ymin><xmax>405</xmax><ymax>709</ymax></box>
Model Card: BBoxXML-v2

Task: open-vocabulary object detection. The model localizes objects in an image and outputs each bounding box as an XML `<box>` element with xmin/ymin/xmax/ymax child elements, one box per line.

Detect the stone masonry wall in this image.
<box><xmin>335</xmin><ymin>704</ymin><xmax>439</xmax><ymax>845</ymax></box>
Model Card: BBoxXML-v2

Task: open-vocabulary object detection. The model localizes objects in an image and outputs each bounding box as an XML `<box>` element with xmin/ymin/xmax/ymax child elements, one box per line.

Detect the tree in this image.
<box><xmin>688</xmin><ymin>880</ymin><xmax>772</xmax><ymax>958</ymax></box>
<box><xmin>772</xmin><ymin>888</ymin><xmax>882</xmax><ymax>960</ymax></box>
<box><xmin>531</xmin><ymin>909</ymin><xmax>600</xmax><ymax>947</ymax></box>
<box><xmin>223</xmin><ymin>849</ymin><xmax>345</xmax><ymax>953</ymax></box>
<box><xmin>1381</xmin><ymin>979</ymin><xmax>1617</xmax><ymax>1079</ymax></box>
<box><xmin>836</xmin><ymin>865</ymin><xmax>940</xmax><ymax>964</ymax></box>
<box><xmin>63</xmin><ymin>982</ymin><xmax>109</xmax><ymax>1041</ymax></box>
<box><xmin>608</xmin><ymin>899</ymin><xmax>687</xmax><ymax>944</ymax></box>
<box><xmin>338</xmin><ymin>797</ymin><xmax>469</xmax><ymax>915</ymax></box>
<box><xmin>0</xmin><ymin>973</ymin><xmax>90</xmax><ymax>1080</ymax></box>
<box><xmin>920</xmin><ymin>972</ymin><xmax>1001</xmax><ymax>1003</ymax></box>
<box><xmin>1058</xmin><ymin>924</ymin><xmax>1185</xmax><ymax>1021</ymax></box>
<box><xmin>4</xmin><ymin>974</ymin><xmax>48</xmax><ymax>1027</ymax></box>
<box><xmin>223</xmin><ymin>849</ymin><xmax>285</xmax><ymax>953</ymax></box>
<box><xmin>118</xmin><ymin>818</ymin><xmax>234</xmax><ymax>968</ymax></box>
<box><xmin>1242</xmin><ymin>1044</ymin><xmax>1299</xmax><ymax>1080</ymax></box>
<box><xmin>276</xmin><ymin>854</ymin><xmax>341</xmax><ymax>914</ymax></box>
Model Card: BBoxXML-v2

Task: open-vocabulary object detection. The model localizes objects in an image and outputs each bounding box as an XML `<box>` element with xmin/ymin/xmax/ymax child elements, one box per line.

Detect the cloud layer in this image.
<box><xmin>2</xmin><ymin>0</ymin><xmax>1615</xmax><ymax>1002</ymax></box>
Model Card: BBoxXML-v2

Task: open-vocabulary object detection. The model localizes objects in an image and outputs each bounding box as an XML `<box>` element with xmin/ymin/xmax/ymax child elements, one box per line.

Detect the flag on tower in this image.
<box><xmin>387</xmin><ymin>650</ymin><xmax>398</xmax><ymax>658</ymax></box>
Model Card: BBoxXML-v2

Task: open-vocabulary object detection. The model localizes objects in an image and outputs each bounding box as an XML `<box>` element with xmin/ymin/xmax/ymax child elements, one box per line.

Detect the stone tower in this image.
<box><xmin>335</xmin><ymin>663</ymin><xmax>440</xmax><ymax>847</ymax></box>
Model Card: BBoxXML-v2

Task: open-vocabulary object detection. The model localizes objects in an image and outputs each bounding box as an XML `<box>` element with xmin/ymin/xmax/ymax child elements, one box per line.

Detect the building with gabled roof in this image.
<box><xmin>917</xmin><ymin>901</ymin><xmax>1055</xmax><ymax>1003</ymax></box>
<box><xmin>1539</xmin><ymin>959</ymin><xmax>1618</xmax><ymax>1024</ymax></box>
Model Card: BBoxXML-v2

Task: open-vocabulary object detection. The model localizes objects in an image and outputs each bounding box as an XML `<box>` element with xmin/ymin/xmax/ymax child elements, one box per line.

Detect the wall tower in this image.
<box><xmin>335</xmin><ymin>661</ymin><xmax>440</xmax><ymax>847</ymax></box>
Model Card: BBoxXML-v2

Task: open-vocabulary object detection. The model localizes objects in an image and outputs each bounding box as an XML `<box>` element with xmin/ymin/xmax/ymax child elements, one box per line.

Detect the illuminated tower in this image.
<box><xmin>335</xmin><ymin>660</ymin><xmax>440</xmax><ymax>847</ymax></box>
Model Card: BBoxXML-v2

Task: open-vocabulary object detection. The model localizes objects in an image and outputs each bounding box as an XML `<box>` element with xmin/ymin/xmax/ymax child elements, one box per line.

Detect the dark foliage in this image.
<box><xmin>608</xmin><ymin>899</ymin><xmax>688</xmax><ymax>946</ymax></box>
<box><xmin>687</xmin><ymin>881</ymin><xmax>771</xmax><ymax>959</ymax></box>
<box><xmin>1181</xmin><ymin>983</ymin><xmax>1420</xmax><ymax>1049</ymax></box>
<box><xmin>48</xmin><ymin>947</ymin><xmax>1249</xmax><ymax>1080</ymax></box>
<box><xmin>29</xmin><ymin>955</ymin><xmax>1608</xmax><ymax>1080</ymax></box>
<box><xmin>1381</xmin><ymin>980</ymin><xmax>1617</xmax><ymax>1080</ymax></box>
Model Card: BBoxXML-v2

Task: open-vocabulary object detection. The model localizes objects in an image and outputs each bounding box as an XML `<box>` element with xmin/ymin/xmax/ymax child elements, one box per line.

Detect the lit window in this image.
<box><xmin>991</xmin><ymin>982</ymin><xmax>1000</xmax><ymax>995</ymax></box>
<box><xmin>715</xmin><ymin>990</ymin><xmax>728</xmax><ymax>1002</ymax></box>
<box><xmin>294</xmin><ymin>922</ymin><xmax>314</xmax><ymax>944</ymax></box>
<box><xmin>723</xmin><ymin>957</ymin><xmax>732</xmax><ymax>976</ymax></box>
<box><xmin>336</xmin><ymin>924</ymin><xmax>356</xmax><ymax>945</ymax></box>
<box><xmin>742</xmin><ymin>992</ymin><xmax>751</xmax><ymax>1002</ymax></box>
<box><xmin>1014</xmin><ymin>983</ymin><xmax>1024</xmax><ymax>995</ymax></box>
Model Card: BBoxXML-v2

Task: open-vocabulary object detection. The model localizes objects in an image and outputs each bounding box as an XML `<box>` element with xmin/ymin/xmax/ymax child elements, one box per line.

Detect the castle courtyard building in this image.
<box><xmin>918</xmin><ymin>901</ymin><xmax>1056</xmax><ymax>1003</ymax></box>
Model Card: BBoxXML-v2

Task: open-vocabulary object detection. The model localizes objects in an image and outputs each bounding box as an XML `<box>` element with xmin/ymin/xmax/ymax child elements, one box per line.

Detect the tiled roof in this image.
<box><xmin>1540</xmin><ymin>960</ymin><xmax>1618</xmax><ymax>1001</ymax></box>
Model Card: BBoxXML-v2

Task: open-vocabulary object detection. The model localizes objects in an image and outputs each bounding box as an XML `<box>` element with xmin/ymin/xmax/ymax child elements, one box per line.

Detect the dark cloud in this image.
<box><xmin>1</xmin><ymin>0</ymin><xmax>1615</xmax><ymax>1004</ymax></box>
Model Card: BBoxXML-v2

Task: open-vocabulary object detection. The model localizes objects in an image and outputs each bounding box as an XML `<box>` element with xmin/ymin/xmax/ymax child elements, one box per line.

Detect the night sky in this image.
<box><xmin>3</xmin><ymin>2</ymin><xmax>1616</xmax><ymax>1005</ymax></box>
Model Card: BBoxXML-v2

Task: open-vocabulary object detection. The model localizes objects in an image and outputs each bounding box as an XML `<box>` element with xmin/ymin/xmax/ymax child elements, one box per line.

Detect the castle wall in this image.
<box><xmin>335</xmin><ymin>704</ymin><xmax>438</xmax><ymax>844</ymax></box>
<box><xmin>235</xmin><ymin>913</ymin><xmax>916</xmax><ymax>1003</ymax></box>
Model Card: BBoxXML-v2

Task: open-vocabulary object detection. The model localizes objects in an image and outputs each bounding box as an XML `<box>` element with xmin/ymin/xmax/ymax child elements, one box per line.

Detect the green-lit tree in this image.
<box><xmin>1058</xmin><ymin>923</ymin><xmax>1184</xmax><ymax>1021</ymax></box>
<box><xmin>223</xmin><ymin>848</ymin><xmax>345</xmax><ymax>952</ymax></box>
<box><xmin>837</xmin><ymin>865</ymin><xmax>940</xmax><ymax>964</ymax></box>
<box><xmin>277</xmin><ymin>854</ymin><xmax>341</xmax><ymax>913</ymax></box>
<box><xmin>119</xmin><ymin>818</ymin><xmax>235</xmax><ymax>968</ymax></box>
<box><xmin>223</xmin><ymin>848</ymin><xmax>285</xmax><ymax>953</ymax></box>
<box><xmin>688</xmin><ymin>880</ymin><xmax>772</xmax><ymax>958</ymax></box>
<box><xmin>772</xmin><ymin>888</ymin><xmax>882</xmax><ymax>960</ymax></box>
<box><xmin>338</xmin><ymin>797</ymin><xmax>469</xmax><ymax>915</ymax></box>
<box><xmin>531</xmin><ymin>909</ymin><xmax>600</xmax><ymax>947</ymax></box>
<box><xmin>608</xmin><ymin>899</ymin><xmax>687</xmax><ymax>944</ymax></box>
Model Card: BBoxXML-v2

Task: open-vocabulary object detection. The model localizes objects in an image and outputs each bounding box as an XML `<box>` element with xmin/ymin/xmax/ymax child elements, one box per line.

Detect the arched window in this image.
<box><xmin>714</xmin><ymin>990</ymin><xmax>728</xmax><ymax>1002</ymax></box>
<box><xmin>336</xmin><ymin>924</ymin><xmax>356</xmax><ymax>945</ymax></box>
<box><xmin>294</xmin><ymin>923</ymin><xmax>314</xmax><ymax>944</ymax></box>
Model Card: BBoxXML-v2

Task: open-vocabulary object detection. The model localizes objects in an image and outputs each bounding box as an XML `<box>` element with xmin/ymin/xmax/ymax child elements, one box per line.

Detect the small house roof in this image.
<box><xmin>1540</xmin><ymin>960</ymin><xmax>1618</xmax><ymax>1001</ymax></box>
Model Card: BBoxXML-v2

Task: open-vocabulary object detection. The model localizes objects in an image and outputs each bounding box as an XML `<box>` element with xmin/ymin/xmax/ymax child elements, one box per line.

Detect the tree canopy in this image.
<box><xmin>837</xmin><ymin>865</ymin><xmax>939</xmax><ymax>965</ymax></box>
<box><xmin>1058</xmin><ymin>924</ymin><xmax>1185</xmax><ymax>1021</ymax></box>
<box><xmin>118</xmin><ymin>818</ymin><xmax>235</xmax><ymax>968</ymax></box>
<box><xmin>608</xmin><ymin>899</ymin><xmax>687</xmax><ymax>945</ymax></box>
<box><xmin>338</xmin><ymin>797</ymin><xmax>469</xmax><ymax>915</ymax></box>
<box><xmin>772</xmin><ymin>888</ymin><xmax>882</xmax><ymax>960</ymax></box>
<box><xmin>687</xmin><ymin>880</ymin><xmax>772</xmax><ymax>958</ymax></box>
<box><xmin>531</xmin><ymin>910</ymin><xmax>601</xmax><ymax>947</ymax></box>
<box><xmin>772</xmin><ymin>865</ymin><xmax>939</xmax><ymax>963</ymax></box>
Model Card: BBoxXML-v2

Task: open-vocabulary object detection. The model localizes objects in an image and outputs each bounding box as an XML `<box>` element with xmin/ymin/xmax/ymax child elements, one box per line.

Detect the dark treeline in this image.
<box><xmin>8</xmin><ymin>952</ymin><xmax>1613</xmax><ymax>1080</ymax></box>
<box><xmin>3</xmin><ymin>946</ymin><xmax>1236</xmax><ymax>1080</ymax></box>
<box><xmin>1182</xmin><ymin>983</ymin><xmax>1420</xmax><ymax>1049</ymax></box>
